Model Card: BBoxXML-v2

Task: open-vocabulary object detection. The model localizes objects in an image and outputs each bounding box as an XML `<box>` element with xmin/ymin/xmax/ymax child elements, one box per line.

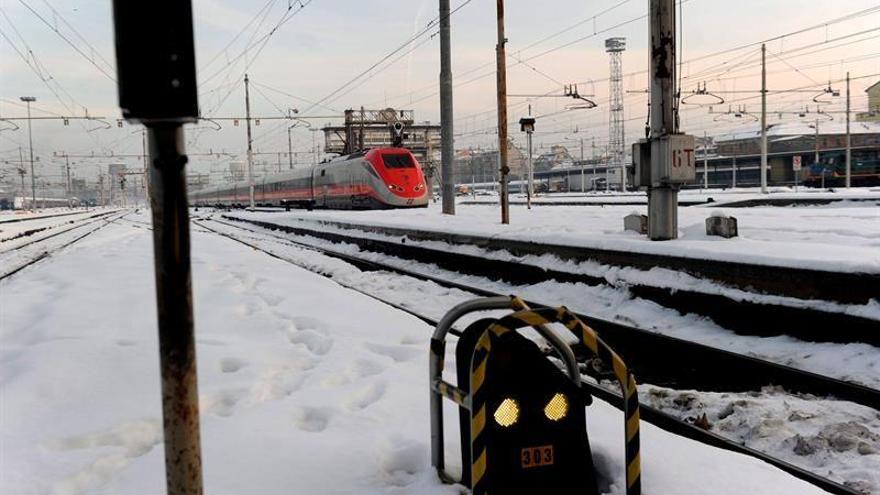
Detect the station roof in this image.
<box><xmin>714</xmin><ymin>121</ymin><xmax>880</xmax><ymax>142</ymax></box>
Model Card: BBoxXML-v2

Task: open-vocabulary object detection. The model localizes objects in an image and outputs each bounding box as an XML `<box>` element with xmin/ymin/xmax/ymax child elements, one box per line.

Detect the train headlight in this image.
<box><xmin>388</xmin><ymin>184</ymin><xmax>395</xmax><ymax>190</ymax></box>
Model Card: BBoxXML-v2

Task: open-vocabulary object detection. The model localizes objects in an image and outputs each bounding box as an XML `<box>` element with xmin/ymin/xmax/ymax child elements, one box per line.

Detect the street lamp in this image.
<box><xmin>20</xmin><ymin>96</ymin><xmax>37</xmax><ymax>210</ymax></box>
<box><xmin>519</xmin><ymin>115</ymin><xmax>535</xmax><ymax>209</ymax></box>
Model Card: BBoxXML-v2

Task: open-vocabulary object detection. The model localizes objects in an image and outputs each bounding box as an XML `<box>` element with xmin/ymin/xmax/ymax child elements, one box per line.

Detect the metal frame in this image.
<box><xmin>428</xmin><ymin>296</ymin><xmax>581</xmax><ymax>484</ymax></box>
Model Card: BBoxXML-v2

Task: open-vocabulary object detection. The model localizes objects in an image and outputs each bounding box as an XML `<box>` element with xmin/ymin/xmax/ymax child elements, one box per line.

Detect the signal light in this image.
<box><xmin>544</xmin><ymin>393</ymin><xmax>568</xmax><ymax>422</ymax></box>
<box><xmin>494</xmin><ymin>398</ymin><xmax>519</xmax><ymax>427</ymax></box>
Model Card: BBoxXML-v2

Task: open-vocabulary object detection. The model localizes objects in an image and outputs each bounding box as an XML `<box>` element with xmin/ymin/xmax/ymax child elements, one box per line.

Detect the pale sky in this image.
<box><xmin>1</xmin><ymin>0</ymin><xmax>879</xmax><ymax>185</ymax></box>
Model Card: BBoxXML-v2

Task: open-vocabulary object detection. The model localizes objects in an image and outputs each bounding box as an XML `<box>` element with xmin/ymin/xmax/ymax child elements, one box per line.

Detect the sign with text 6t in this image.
<box><xmin>651</xmin><ymin>134</ymin><xmax>696</xmax><ymax>185</ymax></box>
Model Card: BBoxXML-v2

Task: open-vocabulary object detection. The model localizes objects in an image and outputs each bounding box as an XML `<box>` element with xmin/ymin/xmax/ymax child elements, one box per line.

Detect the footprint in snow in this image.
<box><xmin>219</xmin><ymin>356</ymin><xmax>248</xmax><ymax>373</ymax></box>
<box><xmin>363</xmin><ymin>342</ymin><xmax>420</xmax><ymax>363</ymax></box>
<box><xmin>47</xmin><ymin>419</ymin><xmax>162</xmax><ymax>495</ymax></box>
<box><xmin>346</xmin><ymin>379</ymin><xmax>387</xmax><ymax>411</ymax></box>
<box><xmin>378</xmin><ymin>435</ymin><xmax>428</xmax><ymax>487</ymax></box>
<box><xmin>292</xmin><ymin>406</ymin><xmax>334</xmax><ymax>432</ymax></box>
<box><xmin>203</xmin><ymin>388</ymin><xmax>248</xmax><ymax>417</ymax></box>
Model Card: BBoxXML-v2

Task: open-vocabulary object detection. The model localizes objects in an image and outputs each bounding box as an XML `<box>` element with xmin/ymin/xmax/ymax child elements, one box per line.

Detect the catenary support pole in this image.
<box><xmin>439</xmin><ymin>0</ymin><xmax>456</xmax><ymax>214</ymax></box>
<box><xmin>703</xmin><ymin>131</ymin><xmax>708</xmax><ymax>189</ymax></box>
<box><xmin>760</xmin><ymin>43</ymin><xmax>768</xmax><ymax>194</ymax></box>
<box><xmin>22</xmin><ymin>97</ymin><xmax>37</xmax><ymax>210</ymax></box>
<box><xmin>647</xmin><ymin>0</ymin><xmax>677</xmax><ymax>240</ymax></box>
<box><xmin>245</xmin><ymin>74</ymin><xmax>255</xmax><ymax>208</ymax></box>
<box><xmin>496</xmin><ymin>0</ymin><xmax>510</xmax><ymax>224</ymax></box>
<box><xmin>846</xmin><ymin>71</ymin><xmax>851</xmax><ymax>188</ymax></box>
<box><xmin>147</xmin><ymin>124</ymin><xmax>203</xmax><ymax>495</ymax></box>
<box><xmin>288</xmin><ymin>125</ymin><xmax>294</xmax><ymax>170</ymax></box>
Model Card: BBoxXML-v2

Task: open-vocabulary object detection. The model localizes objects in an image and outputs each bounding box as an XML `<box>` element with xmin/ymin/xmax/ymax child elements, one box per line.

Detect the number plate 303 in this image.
<box><xmin>521</xmin><ymin>445</ymin><xmax>554</xmax><ymax>468</ymax></box>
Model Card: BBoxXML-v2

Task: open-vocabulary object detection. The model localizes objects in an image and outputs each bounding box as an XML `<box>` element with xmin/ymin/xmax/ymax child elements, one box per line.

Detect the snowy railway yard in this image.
<box><xmin>1</xmin><ymin>195</ymin><xmax>877</xmax><ymax>495</ymax></box>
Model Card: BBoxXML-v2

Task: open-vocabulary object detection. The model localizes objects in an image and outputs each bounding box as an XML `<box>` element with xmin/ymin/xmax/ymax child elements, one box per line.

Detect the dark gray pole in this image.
<box><xmin>439</xmin><ymin>0</ymin><xmax>455</xmax><ymax>214</ymax></box>
<box><xmin>760</xmin><ymin>43</ymin><xmax>768</xmax><ymax>194</ymax></box>
<box><xmin>288</xmin><ymin>125</ymin><xmax>294</xmax><ymax>169</ymax></box>
<box><xmin>21</xmin><ymin>97</ymin><xmax>37</xmax><ymax>210</ymax></box>
<box><xmin>496</xmin><ymin>0</ymin><xmax>510</xmax><ymax>224</ymax></box>
<box><xmin>647</xmin><ymin>0</ymin><xmax>677</xmax><ymax>240</ymax></box>
<box><xmin>147</xmin><ymin>124</ymin><xmax>203</xmax><ymax>495</ymax></box>
<box><xmin>846</xmin><ymin>71</ymin><xmax>851</xmax><ymax>188</ymax></box>
<box><xmin>245</xmin><ymin>74</ymin><xmax>255</xmax><ymax>208</ymax></box>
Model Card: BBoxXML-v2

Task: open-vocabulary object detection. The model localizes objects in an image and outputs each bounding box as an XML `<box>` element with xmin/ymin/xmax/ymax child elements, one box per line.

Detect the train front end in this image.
<box><xmin>367</xmin><ymin>148</ymin><xmax>430</xmax><ymax>208</ymax></box>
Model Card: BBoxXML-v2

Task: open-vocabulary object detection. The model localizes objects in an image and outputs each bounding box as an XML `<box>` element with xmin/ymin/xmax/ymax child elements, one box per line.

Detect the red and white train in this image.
<box><xmin>190</xmin><ymin>147</ymin><xmax>429</xmax><ymax>209</ymax></box>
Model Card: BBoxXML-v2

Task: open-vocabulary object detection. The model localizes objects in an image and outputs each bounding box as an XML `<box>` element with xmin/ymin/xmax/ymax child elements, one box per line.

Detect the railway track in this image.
<box><xmin>220</xmin><ymin>214</ymin><xmax>879</xmax><ymax>348</ymax></box>
<box><xmin>194</xmin><ymin>214</ymin><xmax>878</xmax><ymax>495</ymax></box>
<box><xmin>0</xmin><ymin>211</ymin><xmax>128</xmax><ymax>281</ymax></box>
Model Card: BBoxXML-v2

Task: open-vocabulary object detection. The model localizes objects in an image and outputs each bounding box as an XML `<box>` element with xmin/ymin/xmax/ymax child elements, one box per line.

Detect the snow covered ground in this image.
<box><xmin>0</xmin><ymin>210</ymin><xmax>838</xmax><ymax>494</ymax></box>
<box><xmin>462</xmin><ymin>186</ymin><xmax>880</xmax><ymax>205</ymax></box>
<box><xmin>231</xmin><ymin>190</ymin><xmax>880</xmax><ymax>274</ymax></box>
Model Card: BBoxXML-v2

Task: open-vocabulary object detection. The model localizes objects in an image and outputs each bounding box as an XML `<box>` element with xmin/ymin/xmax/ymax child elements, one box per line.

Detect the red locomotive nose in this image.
<box><xmin>370</xmin><ymin>150</ymin><xmax>428</xmax><ymax>198</ymax></box>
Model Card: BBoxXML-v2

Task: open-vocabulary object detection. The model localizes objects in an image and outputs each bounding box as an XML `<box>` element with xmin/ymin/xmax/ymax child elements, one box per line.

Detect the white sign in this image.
<box><xmin>793</xmin><ymin>156</ymin><xmax>802</xmax><ymax>171</ymax></box>
<box><xmin>653</xmin><ymin>134</ymin><xmax>696</xmax><ymax>184</ymax></box>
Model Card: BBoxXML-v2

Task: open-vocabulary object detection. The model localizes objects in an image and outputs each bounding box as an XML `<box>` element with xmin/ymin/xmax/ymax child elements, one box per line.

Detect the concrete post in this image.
<box><xmin>648</xmin><ymin>0</ymin><xmax>677</xmax><ymax>240</ymax></box>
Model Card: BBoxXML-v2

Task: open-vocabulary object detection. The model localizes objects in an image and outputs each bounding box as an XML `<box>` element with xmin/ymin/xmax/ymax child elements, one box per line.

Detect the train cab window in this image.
<box><xmin>382</xmin><ymin>154</ymin><xmax>414</xmax><ymax>169</ymax></box>
<box><xmin>321</xmin><ymin>169</ymin><xmax>326</xmax><ymax>177</ymax></box>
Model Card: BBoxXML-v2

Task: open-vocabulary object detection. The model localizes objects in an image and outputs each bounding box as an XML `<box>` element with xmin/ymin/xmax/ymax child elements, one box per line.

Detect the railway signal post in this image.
<box><xmin>111</xmin><ymin>1</ymin><xmax>203</xmax><ymax>493</ymax></box>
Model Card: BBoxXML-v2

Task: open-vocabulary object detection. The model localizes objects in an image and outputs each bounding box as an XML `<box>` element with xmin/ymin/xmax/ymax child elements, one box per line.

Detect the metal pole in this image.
<box><xmin>288</xmin><ymin>126</ymin><xmax>294</xmax><ymax>170</ymax></box>
<box><xmin>814</xmin><ymin>118</ymin><xmax>820</xmax><ymax>165</ymax></box>
<box><xmin>146</xmin><ymin>124</ymin><xmax>203</xmax><ymax>495</ymax></box>
<box><xmin>647</xmin><ymin>0</ymin><xmax>677</xmax><ymax>240</ymax></box>
<box><xmin>244</xmin><ymin>74</ymin><xmax>255</xmax><ymax>208</ymax></box>
<box><xmin>496</xmin><ymin>0</ymin><xmax>510</xmax><ymax>224</ymax></box>
<box><xmin>703</xmin><ymin>131</ymin><xmax>708</xmax><ymax>189</ymax></box>
<box><xmin>580</xmin><ymin>137</ymin><xmax>585</xmax><ymax>192</ymax></box>
<box><xmin>846</xmin><ymin>71</ymin><xmax>851</xmax><ymax>188</ymax></box>
<box><xmin>23</xmin><ymin>98</ymin><xmax>37</xmax><ymax>210</ymax></box>
<box><xmin>65</xmin><ymin>154</ymin><xmax>72</xmax><ymax>199</ymax></box>
<box><xmin>439</xmin><ymin>0</ymin><xmax>456</xmax><ymax>215</ymax></box>
<box><xmin>732</xmin><ymin>153</ymin><xmax>737</xmax><ymax>188</ymax></box>
<box><xmin>760</xmin><ymin>43</ymin><xmax>768</xmax><ymax>194</ymax></box>
<box><xmin>526</xmin><ymin>130</ymin><xmax>533</xmax><ymax>209</ymax></box>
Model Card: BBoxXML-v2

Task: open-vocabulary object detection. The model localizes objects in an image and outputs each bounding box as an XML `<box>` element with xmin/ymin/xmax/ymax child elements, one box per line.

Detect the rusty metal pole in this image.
<box><xmin>495</xmin><ymin>0</ymin><xmax>510</xmax><ymax>224</ymax></box>
<box><xmin>111</xmin><ymin>2</ymin><xmax>203</xmax><ymax>493</ymax></box>
<box><xmin>147</xmin><ymin>124</ymin><xmax>203</xmax><ymax>495</ymax></box>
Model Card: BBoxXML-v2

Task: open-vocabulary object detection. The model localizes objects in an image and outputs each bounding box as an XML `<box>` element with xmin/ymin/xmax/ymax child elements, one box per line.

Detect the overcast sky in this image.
<box><xmin>1</xmin><ymin>0</ymin><xmax>879</xmax><ymax>183</ymax></box>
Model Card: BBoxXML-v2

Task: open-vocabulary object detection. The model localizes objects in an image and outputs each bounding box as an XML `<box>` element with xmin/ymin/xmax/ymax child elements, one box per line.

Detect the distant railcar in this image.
<box><xmin>190</xmin><ymin>147</ymin><xmax>429</xmax><ymax>209</ymax></box>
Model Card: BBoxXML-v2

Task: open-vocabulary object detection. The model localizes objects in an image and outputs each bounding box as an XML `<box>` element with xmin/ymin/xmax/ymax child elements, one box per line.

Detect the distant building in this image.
<box><xmin>856</xmin><ymin>80</ymin><xmax>880</xmax><ymax>122</ymax></box>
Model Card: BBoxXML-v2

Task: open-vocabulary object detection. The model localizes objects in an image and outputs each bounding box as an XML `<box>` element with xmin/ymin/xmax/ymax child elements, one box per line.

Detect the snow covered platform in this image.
<box><xmin>0</xmin><ymin>212</ymin><xmax>833</xmax><ymax>494</ymax></box>
<box><xmin>460</xmin><ymin>186</ymin><xmax>880</xmax><ymax>207</ymax></box>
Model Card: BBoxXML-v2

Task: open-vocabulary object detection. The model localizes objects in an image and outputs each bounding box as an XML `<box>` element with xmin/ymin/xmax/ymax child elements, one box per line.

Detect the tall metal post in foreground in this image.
<box><xmin>760</xmin><ymin>43</ymin><xmax>768</xmax><ymax>194</ymax></box>
<box><xmin>20</xmin><ymin>96</ymin><xmax>37</xmax><ymax>210</ymax></box>
<box><xmin>647</xmin><ymin>0</ymin><xmax>678</xmax><ymax>240</ymax></box>
<box><xmin>495</xmin><ymin>0</ymin><xmax>510</xmax><ymax>224</ymax></box>
<box><xmin>111</xmin><ymin>1</ymin><xmax>203</xmax><ymax>493</ymax></box>
<box><xmin>439</xmin><ymin>0</ymin><xmax>456</xmax><ymax>214</ymax></box>
<box><xmin>846</xmin><ymin>71</ymin><xmax>851</xmax><ymax>188</ymax></box>
<box><xmin>606</xmin><ymin>37</ymin><xmax>627</xmax><ymax>191</ymax></box>
<box><xmin>244</xmin><ymin>74</ymin><xmax>256</xmax><ymax>208</ymax></box>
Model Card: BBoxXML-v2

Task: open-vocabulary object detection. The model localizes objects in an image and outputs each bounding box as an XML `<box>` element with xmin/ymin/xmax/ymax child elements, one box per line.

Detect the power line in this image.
<box><xmin>17</xmin><ymin>0</ymin><xmax>116</xmax><ymax>82</ymax></box>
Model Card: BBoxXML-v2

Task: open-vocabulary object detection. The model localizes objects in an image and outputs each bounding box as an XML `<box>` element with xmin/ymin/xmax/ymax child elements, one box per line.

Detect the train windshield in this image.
<box><xmin>382</xmin><ymin>154</ymin><xmax>415</xmax><ymax>169</ymax></box>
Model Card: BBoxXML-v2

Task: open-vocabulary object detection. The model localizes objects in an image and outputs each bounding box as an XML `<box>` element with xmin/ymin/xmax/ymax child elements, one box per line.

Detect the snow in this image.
<box><xmin>0</xmin><ymin>211</ymin><xmax>835</xmax><ymax>494</ymax></box>
<box><xmin>203</xmin><ymin>216</ymin><xmax>880</xmax><ymax>390</ymax></box>
<box><xmin>229</xmin><ymin>191</ymin><xmax>880</xmax><ymax>274</ymax></box>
